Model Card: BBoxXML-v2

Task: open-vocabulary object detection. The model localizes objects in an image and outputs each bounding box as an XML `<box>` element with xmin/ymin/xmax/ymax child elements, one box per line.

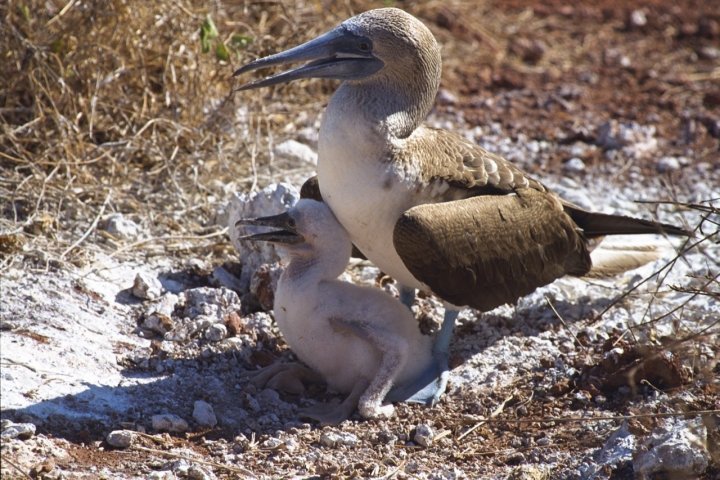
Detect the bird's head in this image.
<box><xmin>236</xmin><ymin>199</ymin><xmax>351</xmax><ymax>261</ymax></box>
<box><xmin>233</xmin><ymin>8</ymin><xmax>441</xmax><ymax>93</ymax></box>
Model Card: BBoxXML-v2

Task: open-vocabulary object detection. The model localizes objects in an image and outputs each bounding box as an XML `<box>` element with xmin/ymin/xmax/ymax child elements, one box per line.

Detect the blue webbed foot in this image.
<box><xmin>386</xmin><ymin>309</ymin><xmax>458</xmax><ymax>406</ymax></box>
<box><xmin>399</xmin><ymin>286</ymin><xmax>416</xmax><ymax>310</ymax></box>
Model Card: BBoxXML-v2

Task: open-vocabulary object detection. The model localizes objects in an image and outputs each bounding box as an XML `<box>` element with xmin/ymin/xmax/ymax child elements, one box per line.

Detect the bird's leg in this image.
<box><xmin>327</xmin><ymin>317</ymin><xmax>408</xmax><ymax>419</ymax></box>
<box><xmin>399</xmin><ymin>285</ymin><xmax>416</xmax><ymax>310</ymax></box>
<box><xmin>386</xmin><ymin>308</ymin><xmax>458</xmax><ymax>406</ymax></box>
<box><xmin>247</xmin><ymin>362</ymin><xmax>322</xmax><ymax>395</ymax></box>
<box><xmin>434</xmin><ymin>308</ymin><xmax>458</xmax><ymax>359</ymax></box>
<box><xmin>299</xmin><ymin>380</ymin><xmax>368</xmax><ymax>426</ymax></box>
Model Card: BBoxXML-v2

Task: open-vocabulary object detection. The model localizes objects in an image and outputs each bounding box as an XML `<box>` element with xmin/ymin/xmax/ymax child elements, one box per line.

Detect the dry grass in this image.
<box><xmin>0</xmin><ymin>0</ymin><xmax>386</xmax><ymax>272</ymax></box>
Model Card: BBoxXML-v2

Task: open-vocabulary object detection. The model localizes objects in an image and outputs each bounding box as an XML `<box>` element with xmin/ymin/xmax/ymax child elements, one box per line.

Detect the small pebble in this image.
<box><xmin>629</xmin><ymin>9</ymin><xmax>647</xmax><ymax>28</ymax></box>
<box><xmin>413</xmin><ymin>423</ymin><xmax>434</xmax><ymax>447</ymax></box>
<box><xmin>697</xmin><ymin>46</ymin><xmax>720</xmax><ymax>61</ymax></box>
<box><xmin>143</xmin><ymin>313</ymin><xmax>174</xmax><ymax>335</ymax></box>
<box><xmin>319</xmin><ymin>431</ymin><xmax>358</xmax><ymax>448</ymax></box>
<box><xmin>187</xmin><ymin>465</ymin><xmax>216</xmax><ymax>480</ymax></box>
<box><xmin>656</xmin><ymin>156</ymin><xmax>681</xmax><ymax>173</ymax></box>
<box><xmin>257</xmin><ymin>388</ymin><xmax>281</xmax><ymax>405</ymax></box>
<box><xmin>132</xmin><ymin>272</ymin><xmax>163</xmax><ymax>300</ymax></box>
<box><xmin>436</xmin><ymin>88</ymin><xmax>458</xmax><ymax>105</ymax></box>
<box><xmin>106</xmin><ymin>429</ymin><xmax>135</xmax><ymax>448</ymax></box>
<box><xmin>204</xmin><ymin>323</ymin><xmax>227</xmax><ymax>342</ymax></box>
<box><xmin>505</xmin><ymin>452</ymin><xmax>526</xmax><ymax>465</ymax></box>
<box><xmin>151</xmin><ymin>414</ymin><xmax>189</xmax><ymax>433</ymax></box>
<box><xmin>146</xmin><ymin>472</ymin><xmax>174</xmax><ymax>480</ymax></box>
<box><xmin>193</xmin><ymin>400</ymin><xmax>218</xmax><ymax>428</ymax></box>
<box><xmin>0</xmin><ymin>422</ymin><xmax>36</xmax><ymax>440</ymax></box>
<box><xmin>563</xmin><ymin>157</ymin><xmax>586</xmax><ymax>173</ymax></box>
<box><xmin>104</xmin><ymin>213</ymin><xmax>140</xmax><ymax>239</ymax></box>
<box><xmin>274</xmin><ymin>139</ymin><xmax>317</xmax><ymax>165</ymax></box>
<box><xmin>262</xmin><ymin>437</ymin><xmax>285</xmax><ymax>449</ymax></box>
<box><xmin>376</xmin><ymin>430</ymin><xmax>398</xmax><ymax>446</ymax></box>
<box><xmin>284</xmin><ymin>437</ymin><xmax>299</xmax><ymax>452</ymax></box>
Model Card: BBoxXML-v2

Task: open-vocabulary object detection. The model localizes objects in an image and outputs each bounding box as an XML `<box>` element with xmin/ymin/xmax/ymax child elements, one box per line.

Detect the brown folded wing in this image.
<box><xmin>393</xmin><ymin>188</ymin><xmax>592</xmax><ymax>311</ymax></box>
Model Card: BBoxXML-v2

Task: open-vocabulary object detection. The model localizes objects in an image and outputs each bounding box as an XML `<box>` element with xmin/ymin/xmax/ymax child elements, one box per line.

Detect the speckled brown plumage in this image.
<box><xmin>397</xmin><ymin>127</ymin><xmax>543</xmax><ymax>200</ymax></box>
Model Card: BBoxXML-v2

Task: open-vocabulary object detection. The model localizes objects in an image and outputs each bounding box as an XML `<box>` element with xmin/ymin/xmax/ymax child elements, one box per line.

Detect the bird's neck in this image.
<box><xmin>283</xmin><ymin>248</ymin><xmax>350</xmax><ymax>286</ymax></box>
<box><xmin>328</xmin><ymin>73</ymin><xmax>437</xmax><ymax>140</ymax></box>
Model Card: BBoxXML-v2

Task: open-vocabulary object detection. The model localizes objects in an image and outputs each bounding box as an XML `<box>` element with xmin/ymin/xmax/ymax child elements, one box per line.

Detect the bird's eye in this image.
<box><xmin>287</xmin><ymin>218</ymin><xmax>296</xmax><ymax>228</ymax></box>
<box><xmin>358</xmin><ymin>41</ymin><xmax>371</xmax><ymax>52</ymax></box>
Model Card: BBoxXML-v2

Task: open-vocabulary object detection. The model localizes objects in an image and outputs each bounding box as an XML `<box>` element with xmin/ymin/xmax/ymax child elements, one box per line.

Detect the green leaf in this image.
<box><xmin>200</xmin><ymin>15</ymin><xmax>219</xmax><ymax>53</ymax></box>
<box><xmin>230</xmin><ymin>34</ymin><xmax>253</xmax><ymax>49</ymax></box>
<box><xmin>215</xmin><ymin>42</ymin><xmax>230</xmax><ymax>61</ymax></box>
<box><xmin>19</xmin><ymin>4</ymin><xmax>31</xmax><ymax>21</ymax></box>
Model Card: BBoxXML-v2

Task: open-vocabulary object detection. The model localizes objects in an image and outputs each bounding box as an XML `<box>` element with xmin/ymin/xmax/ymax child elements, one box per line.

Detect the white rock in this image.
<box><xmin>103</xmin><ymin>213</ymin><xmax>141</xmax><ymax>240</ymax></box>
<box><xmin>436</xmin><ymin>88</ymin><xmax>458</xmax><ymax>105</ymax></box>
<box><xmin>563</xmin><ymin>157</ymin><xmax>586</xmax><ymax>173</ymax></box>
<box><xmin>414</xmin><ymin>423</ymin><xmax>434</xmax><ymax>447</ymax></box>
<box><xmin>262</xmin><ymin>437</ymin><xmax>285</xmax><ymax>449</ymax></box>
<box><xmin>596</xmin><ymin>121</ymin><xmax>657</xmax><ymax>159</ymax></box>
<box><xmin>106</xmin><ymin>429</ymin><xmax>135</xmax><ymax>448</ymax></box>
<box><xmin>151</xmin><ymin>414</ymin><xmax>189</xmax><ymax>433</ymax></box>
<box><xmin>274</xmin><ymin>139</ymin><xmax>317</xmax><ymax>165</ymax></box>
<box><xmin>204</xmin><ymin>323</ymin><xmax>227</xmax><ymax>342</ymax></box>
<box><xmin>0</xmin><ymin>422</ymin><xmax>36</xmax><ymax>440</ymax></box>
<box><xmin>147</xmin><ymin>472</ymin><xmax>176</xmax><ymax>480</ymax></box>
<box><xmin>588</xmin><ymin>423</ymin><xmax>636</xmax><ymax>476</ymax></box>
<box><xmin>192</xmin><ymin>400</ymin><xmax>218</xmax><ymax>427</ymax></box>
<box><xmin>633</xmin><ymin>418</ymin><xmax>709</xmax><ymax>477</ymax></box>
<box><xmin>284</xmin><ymin>437</ymin><xmax>299</xmax><ymax>452</ymax></box>
<box><xmin>132</xmin><ymin>272</ymin><xmax>163</xmax><ymax>300</ymax></box>
<box><xmin>319</xmin><ymin>431</ymin><xmax>358</xmax><ymax>448</ymax></box>
<box><xmin>210</xmin><ymin>265</ymin><xmax>243</xmax><ymax>291</ymax></box>
<box><xmin>656</xmin><ymin>156</ymin><xmax>681</xmax><ymax>173</ymax></box>
<box><xmin>145</xmin><ymin>293</ymin><xmax>181</xmax><ymax>318</ymax></box>
<box><xmin>143</xmin><ymin>312</ymin><xmax>174</xmax><ymax>335</ymax></box>
<box><xmin>227</xmin><ymin>183</ymin><xmax>299</xmax><ymax>291</ymax></box>
<box><xmin>543</xmin><ymin>177</ymin><xmax>594</xmax><ymax>210</ymax></box>
<box><xmin>244</xmin><ymin>312</ymin><xmax>275</xmax><ymax>338</ymax></box>
<box><xmin>182</xmin><ymin>287</ymin><xmax>241</xmax><ymax>321</ymax></box>
<box><xmin>187</xmin><ymin>465</ymin><xmax>216</xmax><ymax>480</ymax></box>
<box><xmin>629</xmin><ymin>9</ymin><xmax>647</xmax><ymax>28</ymax></box>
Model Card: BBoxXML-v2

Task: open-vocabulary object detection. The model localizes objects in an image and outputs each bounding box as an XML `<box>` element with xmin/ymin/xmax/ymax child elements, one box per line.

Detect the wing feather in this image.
<box><xmin>398</xmin><ymin>127</ymin><xmax>546</xmax><ymax>199</ymax></box>
<box><xmin>393</xmin><ymin>188</ymin><xmax>592</xmax><ymax>311</ymax></box>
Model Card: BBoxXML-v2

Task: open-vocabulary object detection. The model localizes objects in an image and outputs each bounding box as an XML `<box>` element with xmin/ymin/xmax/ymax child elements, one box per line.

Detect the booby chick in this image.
<box><xmin>237</xmin><ymin>199</ymin><xmax>434</xmax><ymax>424</ymax></box>
<box><xmin>234</xmin><ymin>8</ymin><xmax>691</xmax><ymax>405</ymax></box>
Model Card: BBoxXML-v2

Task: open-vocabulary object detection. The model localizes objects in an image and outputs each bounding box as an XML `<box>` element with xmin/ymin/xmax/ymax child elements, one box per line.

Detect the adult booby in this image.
<box><xmin>234</xmin><ymin>8</ymin><xmax>690</xmax><ymax>405</ymax></box>
<box><xmin>237</xmin><ymin>199</ymin><xmax>434</xmax><ymax>424</ymax></box>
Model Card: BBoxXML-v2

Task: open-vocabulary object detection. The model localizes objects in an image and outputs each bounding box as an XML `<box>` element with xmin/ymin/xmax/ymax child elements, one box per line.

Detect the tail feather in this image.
<box><xmin>585</xmin><ymin>243</ymin><xmax>667</xmax><ymax>278</ymax></box>
<box><xmin>564</xmin><ymin>204</ymin><xmax>691</xmax><ymax>238</ymax></box>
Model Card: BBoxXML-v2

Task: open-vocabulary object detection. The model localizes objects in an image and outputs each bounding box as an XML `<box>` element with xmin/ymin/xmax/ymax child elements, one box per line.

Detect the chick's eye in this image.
<box><xmin>358</xmin><ymin>41</ymin><xmax>370</xmax><ymax>52</ymax></box>
<box><xmin>287</xmin><ymin>218</ymin><xmax>296</xmax><ymax>228</ymax></box>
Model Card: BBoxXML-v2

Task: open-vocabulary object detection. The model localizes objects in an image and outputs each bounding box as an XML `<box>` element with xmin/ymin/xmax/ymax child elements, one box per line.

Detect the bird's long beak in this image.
<box><xmin>235</xmin><ymin>212</ymin><xmax>303</xmax><ymax>244</ymax></box>
<box><xmin>233</xmin><ymin>26</ymin><xmax>383</xmax><ymax>90</ymax></box>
